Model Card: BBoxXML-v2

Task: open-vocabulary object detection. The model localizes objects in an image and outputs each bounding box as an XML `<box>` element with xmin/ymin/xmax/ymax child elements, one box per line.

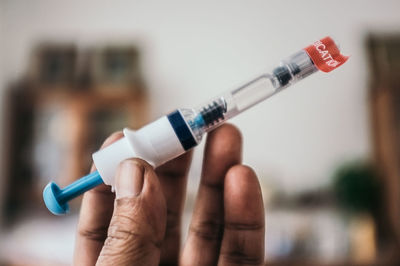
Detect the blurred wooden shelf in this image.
<box><xmin>3</xmin><ymin>82</ymin><xmax>150</xmax><ymax>221</ymax></box>
<box><xmin>367</xmin><ymin>34</ymin><xmax>400</xmax><ymax>265</ymax></box>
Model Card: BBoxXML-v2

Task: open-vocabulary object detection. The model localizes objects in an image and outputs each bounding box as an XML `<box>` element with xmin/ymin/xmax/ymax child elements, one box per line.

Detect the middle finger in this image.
<box><xmin>181</xmin><ymin>124</ymin><xmax>242</xmax><ymax>266</ymax></box>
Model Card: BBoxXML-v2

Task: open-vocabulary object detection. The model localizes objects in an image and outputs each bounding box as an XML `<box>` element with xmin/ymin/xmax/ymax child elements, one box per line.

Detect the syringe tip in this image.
<box><xmin>43</xmin><ymin>182</ymin><xmax>69</xmax><ymax>215</ymax></box>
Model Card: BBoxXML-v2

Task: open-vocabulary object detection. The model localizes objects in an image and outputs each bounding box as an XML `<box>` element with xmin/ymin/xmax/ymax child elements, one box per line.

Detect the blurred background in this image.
<box><xmin>1</xmin><ymin>0</ymin><xmax>400</xmax><ymax>265</ymax></box>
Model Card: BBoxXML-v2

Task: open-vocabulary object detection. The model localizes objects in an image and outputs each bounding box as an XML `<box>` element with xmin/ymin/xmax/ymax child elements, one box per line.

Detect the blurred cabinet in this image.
<box><xmin>2</xmin><ymin>43</ymin><xmax>149</xmax><ymax>222</ymax></box>
<box><xmin>367</xmin><ymin>34</ymin><xmax>400</xmax><ymax>264</ymax></box>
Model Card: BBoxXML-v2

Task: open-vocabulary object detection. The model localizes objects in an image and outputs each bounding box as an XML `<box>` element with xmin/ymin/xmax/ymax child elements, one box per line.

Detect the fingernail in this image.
<box><xmin>116</xmin><ymin>160</ymin><xmax>144</xmax><ymax>199</ymax></box>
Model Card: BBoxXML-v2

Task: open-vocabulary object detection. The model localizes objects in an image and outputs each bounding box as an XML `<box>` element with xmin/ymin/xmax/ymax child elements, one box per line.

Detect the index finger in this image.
<box><xmin>74</xmin><ymin>132</ymin><xmax>124</xmax><ymax>266</ymax></box>
<box><xmin>155</xmin><ymin>151</ymin><xmax>193</xmax><ymax>264</ymax></box>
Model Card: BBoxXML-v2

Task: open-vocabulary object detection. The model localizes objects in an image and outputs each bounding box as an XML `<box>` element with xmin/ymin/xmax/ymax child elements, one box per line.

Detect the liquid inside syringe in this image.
<box><xmin>43</xmin><ymin>36</ymin><xmax>348</xmax><ymax>215</ymax></box>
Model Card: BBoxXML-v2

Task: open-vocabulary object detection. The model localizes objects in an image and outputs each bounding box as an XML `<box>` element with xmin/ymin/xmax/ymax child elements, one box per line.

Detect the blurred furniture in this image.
<box><xmin>367</xmin><ymin>34</ymin><xmax>400</xmax><ymax>264</ymax></box>
<box><xmin>2</xmin><ymin>43</ymin><xmax>149</xmax><ymax>224</ymax></box>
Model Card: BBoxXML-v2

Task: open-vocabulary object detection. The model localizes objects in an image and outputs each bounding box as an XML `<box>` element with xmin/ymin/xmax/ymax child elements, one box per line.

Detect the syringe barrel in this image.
<box><xmin>227</xmin><ymin>49</ymin><xmax>318</xmax><ymax>114</ymax></box>
<box><xmin>186</xmin><ymin>35</ymin><xmax>350</xmax><ymax>137</ymax></box>
<box><xmin>185</xmin><ymin>49</ymin><xmax>319</xmax><ymax>136</ymax></box>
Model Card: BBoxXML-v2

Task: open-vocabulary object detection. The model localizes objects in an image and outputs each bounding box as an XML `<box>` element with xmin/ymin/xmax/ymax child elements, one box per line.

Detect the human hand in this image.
<box><xmin>74</xmin><ymin>124</ymin><xmax>265</xmax><ymax>265</ymax></box>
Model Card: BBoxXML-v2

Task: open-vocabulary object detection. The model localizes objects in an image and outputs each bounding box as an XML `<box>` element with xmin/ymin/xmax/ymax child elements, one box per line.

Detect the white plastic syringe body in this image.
<box><xmin>93</xmin><ymin>115</ymin><xmax>187</xmax><ymax>187</ymax></box>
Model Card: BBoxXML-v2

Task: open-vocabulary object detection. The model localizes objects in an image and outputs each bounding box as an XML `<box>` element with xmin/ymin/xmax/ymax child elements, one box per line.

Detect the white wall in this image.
<box><xmin>1</xmin><ymin>0</ymin><xmax>399</xmax><ymax>193</ymax></box>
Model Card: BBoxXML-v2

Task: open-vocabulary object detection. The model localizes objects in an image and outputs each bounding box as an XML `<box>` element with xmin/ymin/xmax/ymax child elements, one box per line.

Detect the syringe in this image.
<box><xmin>43</xmin><ymin>36</ymin><xmax>348</xmax><ymax>215</ymax></box>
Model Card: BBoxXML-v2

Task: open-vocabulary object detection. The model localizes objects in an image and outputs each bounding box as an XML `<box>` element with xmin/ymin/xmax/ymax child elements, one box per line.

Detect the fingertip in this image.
<box><xmin>225</xmin><ymin>165</ymin><xmax>260</xmax><ymax>197</ymax></box>
<box><xmin>115</xmin><ymin>159</ymin><xmax>145</xmax><ymax>199</ymax></box>
<box><xmin>203</xmin><ymin>124</ymin><xmax>243</xmax><ymax>175</ymax></box>
<box><xmin>101</xmin><ymin>131</ymin><xmax>124</xmax><ymax>148</ymax></box>
<box><xmin>207</xmin><ymin>123</ymin><xmax>242</xmax><ymax>148</ymax></box>
<box><xmin>226</xmin><ymin>164</ymin><xmax>256</xmax><ymax>178</ymax></box>
<box><xmin>120</xmin><ymin>158</ymin><xmax>159</xmax><ymax>197</ymax></box>
<box><xmin>224</xmin><ymin>165</ymin><xmax>264</xmax><ymax>222</ymax></box>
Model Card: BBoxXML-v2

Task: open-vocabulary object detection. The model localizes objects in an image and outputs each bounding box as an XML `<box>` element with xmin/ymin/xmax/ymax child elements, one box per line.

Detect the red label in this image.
<box><xmin>304</xmin><ymin>36</ymin><xmax>349</xmax><ymax>72</ymax></box>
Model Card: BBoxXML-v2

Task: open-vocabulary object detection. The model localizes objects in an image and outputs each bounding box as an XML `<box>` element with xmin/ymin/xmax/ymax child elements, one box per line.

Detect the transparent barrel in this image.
<box><xmin>181</xmin><ymin>50</ymin><xmax>318</xmax><ymax>142</ymax></box>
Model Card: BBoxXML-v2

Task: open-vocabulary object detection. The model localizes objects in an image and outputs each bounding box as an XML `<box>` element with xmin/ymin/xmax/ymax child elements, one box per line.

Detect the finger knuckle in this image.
<box><xmin>220</xmin><ymin>251</ymin><xmax>264</xmax><ymax>265</ymax></box>
<box><xmin>108</xmin><ymin>214</ymin><xmax>142</xmax><ymax>241</ymax></box>
<box><xmin>225</xmin><ymin>221</ymin><xmax>264</xmax><ymax>231</ymax></box>
<box><xmin>165</xmin><ymin>208</ymin><xmax>180</xmax><ymax>233</ymax></box>
<box><xmin>114</xmin><ymin>197</ymin><xmax>140</xmax><ymax>214</ymax></box>
<box><xmin>78</xmin><ymin>226</ymin><xmax>108</xmax><ymax>242</ymax></box>
<box><xmin>189</xmin><ymin>219</ymin><xmax>224</xmax><ymax>241</ymax></box>
<box><xmin>106</xmin><ymin>214</ymin><xmax>162</xmax><ymax>250</ymax></box>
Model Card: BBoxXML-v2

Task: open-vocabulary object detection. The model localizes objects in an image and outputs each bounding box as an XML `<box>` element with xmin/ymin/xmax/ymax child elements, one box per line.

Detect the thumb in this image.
<box><xmin>96</xmin><ymin>159</ymin><xmax>167</xmax><ymax>266</ymax></box>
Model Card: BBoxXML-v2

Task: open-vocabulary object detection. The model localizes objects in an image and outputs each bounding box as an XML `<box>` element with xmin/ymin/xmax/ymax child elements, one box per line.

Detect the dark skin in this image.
<box><xmin>74</xmin><ymin>124</ymin><xmax>265</xmax><ymax>265</ymax></box>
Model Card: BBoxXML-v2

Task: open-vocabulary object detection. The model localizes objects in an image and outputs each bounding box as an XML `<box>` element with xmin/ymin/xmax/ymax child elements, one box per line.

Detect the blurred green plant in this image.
<box><xmin>332</xmin><ymin>161</ymin><xmax>382</xmax><ymax>214</ymax></box>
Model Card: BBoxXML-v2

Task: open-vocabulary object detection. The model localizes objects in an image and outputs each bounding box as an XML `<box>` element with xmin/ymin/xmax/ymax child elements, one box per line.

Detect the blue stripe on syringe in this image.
<box><xmin>167</xmin><ymin>110</ymin><xmax>198</xmax><ymax>150</ymax></box>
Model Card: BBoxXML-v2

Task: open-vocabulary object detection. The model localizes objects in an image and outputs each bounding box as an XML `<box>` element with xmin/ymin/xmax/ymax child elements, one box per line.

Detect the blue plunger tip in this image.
<box><xmin>43</xmin><ymin>171</ymin><xmax>103</xmax><ymax>215</ymax></box>
<box><xmin>43</xmin><ymin>182</ymin><xmax>69</xmax><ymax>215</ymax></box>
